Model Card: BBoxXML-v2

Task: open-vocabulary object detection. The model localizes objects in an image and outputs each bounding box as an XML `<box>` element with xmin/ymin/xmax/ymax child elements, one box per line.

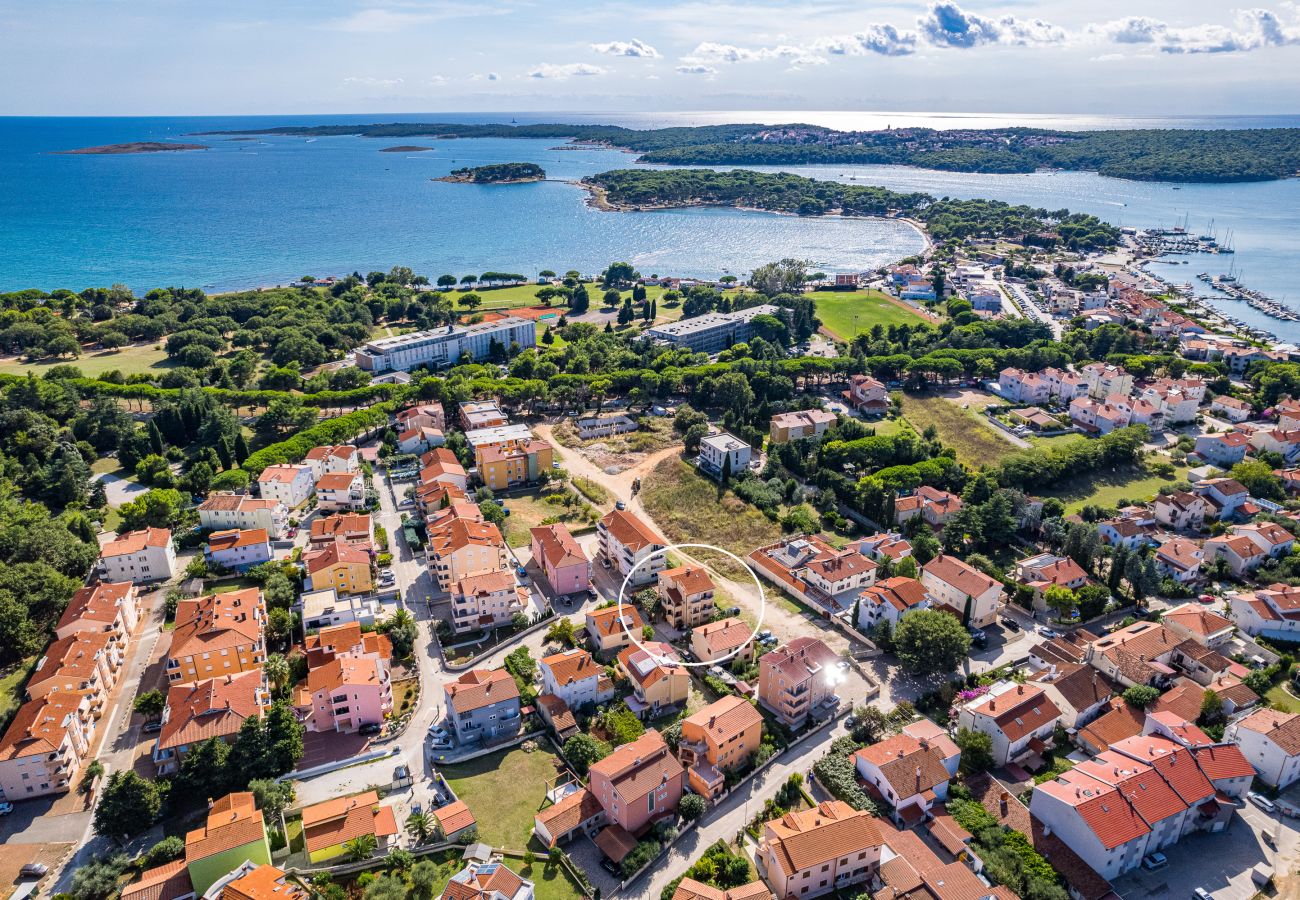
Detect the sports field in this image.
<box><xmin>812</xmin><ymin>290</ymin><xmax>930</xmax><ymax>341</ymax></box>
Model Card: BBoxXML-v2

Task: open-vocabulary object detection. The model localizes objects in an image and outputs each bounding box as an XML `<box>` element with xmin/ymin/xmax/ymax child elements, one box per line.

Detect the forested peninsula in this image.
<box><xmin>198</xmin><ymin>121</ymin><xmax>1300</xmax><ymax>182</ymax></box>
<box><xmin>583</xmin><ymin>168</ymin><xmax>1121</xmax><ymax>250</ymax></box>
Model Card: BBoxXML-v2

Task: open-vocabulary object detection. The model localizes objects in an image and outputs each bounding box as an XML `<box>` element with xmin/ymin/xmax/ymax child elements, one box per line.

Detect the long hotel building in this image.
<box><xmin>354</xmin><ymin>317</ymin><xmax>536</xmax><ymax>372</ymax></box>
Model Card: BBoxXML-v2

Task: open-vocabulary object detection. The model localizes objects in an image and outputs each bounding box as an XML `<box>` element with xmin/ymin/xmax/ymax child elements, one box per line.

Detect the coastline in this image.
<box><xmin>434</xmin><ymin>174</ymin><xmax>545</xmax><ymax>184</ymax></box>
<box><xmin>571</xmin><ymin>179</ymin><xmax>934</xmax><ymax>249</ymax></box>
<box><xmin>53</xmin><ymin>141</ymin><xmax>208</xmax><ymax>155</ymax></box>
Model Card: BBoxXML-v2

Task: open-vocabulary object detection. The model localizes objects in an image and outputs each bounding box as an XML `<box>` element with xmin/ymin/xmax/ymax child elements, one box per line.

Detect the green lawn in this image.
<box><xmin>0</xmin><ymin>344</ymin><xmax>171</xmax><ymax>377</ymax></box>
<box><xmin>0</xmin><ymin>657</ymin><xmax>38</xmax><ymax>732</ymax></box>
<box><xmin>1030</xmin><ymin>433</ymin><xmax>1088</xmax><ymax>451</ymax></box>
<box><xmin>640</xmin><ymin>457</ymin><xmax>784</xmax><ymax>581</ymax></box>
<box><xmin>501</xmin><ymin>486</ymin><xmax>599</xmax><ymax>548</ymax></box>
<box><xmin>812</xmin><ymin>290</ymin><xmax>930</xmax><ymax>341</ymax></box>
<box><xmin>439</xmin><ymin>744</ymin><xmax>568</xmax><ymax>849</ymax></box>
<box><xmin>1266</xmin><ymin>681</ymin><xmax>1300</xmax><ymax>714</ymax></box>
<box><xmin>899</xmin><ymin>393</ymin><xmax>1021</xmax><ymax>467</ymax></box>
<box><xmin>419</xmin><ymin>850</ymin><xmax>583</xmax><ymax>900</ymax></box>
<box><xmin>1038</xmin><ymin>463</ymin><xmax>1189</xmax><ymax>513</ymax></box>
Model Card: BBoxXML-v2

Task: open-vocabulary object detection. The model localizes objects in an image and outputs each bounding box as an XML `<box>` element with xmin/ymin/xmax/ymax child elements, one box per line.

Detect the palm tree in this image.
<box><xmin>263</xmin><ymin>654</ymin><xmax>290</xmax><ymax>698</ymax></box>
<box><xmin>344</xmin><ymin>833</ymin><xmax>378</xmax><ymax>861</ymax></box>
<box><xmin>406</xmin><ymin>811</ymin><xmax>433</xmax><ymax>845</ymax></box>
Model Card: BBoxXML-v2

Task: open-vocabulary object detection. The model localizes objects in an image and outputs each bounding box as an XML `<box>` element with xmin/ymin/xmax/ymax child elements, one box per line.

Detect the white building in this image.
<box><xmin>297</xmin><ymin>588</ymin><xmax>378</xmax><ymax>630</ymax></box>
<box><xmin>257</xmin><ymin>463</ymin><xmax>315</xmax><ymax>509</ymax></box>
<box><xmin>99</xmin><ymin>528</ymin><xmax>176</xmax><ymax>584</ymax></box>
<box><xmin>645</xmin><ymin>304</ymin><xmax>780</xmax><ymax>354</ymax></box>
<box><xmin>1231</xmin><ymin>584</ymin><xmax>1300</xmax><ymax>641</ymax></box>
<box><xmin>919</xmin><ymin>554</ymin><xmax>1004</xmax><ymax>628</ymax></box>
<box><xmin>315</xmin><ymin>471</ymin><xmax>366</xmax><ymax>512</ymax></box>
<box><xmin>197</xmin><ymin>493</ymin><xmax>289</xmax><ymax>539</ymax></box>
<box><xmin>538</xmin><ymin>648</ymin><xmax>613</xmax><ymax>711</ymax></box>
<box><xmin>354</xmin><ymin>317</ymin><xmax>536</xmax><ymax>372</ymax></box>
<box><xmin>955</xmin><ymin>680</ymin><xmax>1061</xmax><ymax>767</ymax></box>
<box><xmin>597</xmin><ymin>509</ymin><xmax>667</xmax><ymax>587</ymax></box>
<box><xmin>698</xmin><ymin>432</ymin><xmax>751</xmax><ymax>480</ymax></box>
<box><xmin>205</xmin><ymin>528</ymin><xmax>273</xmax><ymax>572</ymax></box>
<box><xmin>304</xmin><ymin>445</ymin><xmax>360</xmax><ymax>480</ymax></box>
<box><xmin>1226</xmin><ymin>708</ymin><xmax>1300</xmax><ymax>789</ymax></box>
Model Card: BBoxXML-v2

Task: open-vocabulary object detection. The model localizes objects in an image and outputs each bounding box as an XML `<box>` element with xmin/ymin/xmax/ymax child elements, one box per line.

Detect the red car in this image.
<box><xmin>1197</xmin><ymin>594</ymin><xmax>1216</xmax><ymax>604</ymax></box>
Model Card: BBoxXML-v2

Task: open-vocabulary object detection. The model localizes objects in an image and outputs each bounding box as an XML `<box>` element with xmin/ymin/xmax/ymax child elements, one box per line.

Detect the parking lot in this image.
<box><xmin>1113</xmin><ymin>800</ymin><xmax>1296</xmax><ymax>899</ymax></box>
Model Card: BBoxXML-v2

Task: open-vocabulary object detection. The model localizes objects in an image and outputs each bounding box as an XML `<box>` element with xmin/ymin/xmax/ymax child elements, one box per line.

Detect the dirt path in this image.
<box><xmin>533</xmin><ymin>422</ymin><xmax>681</xmax><ymax>500</ymax></box>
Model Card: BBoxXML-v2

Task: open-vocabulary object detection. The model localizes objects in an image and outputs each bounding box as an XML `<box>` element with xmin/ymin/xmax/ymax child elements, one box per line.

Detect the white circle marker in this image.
<box><xmin>615</xmin><ymin>543</ymin><xmax>766</xmax><ymax>668</ymax></box>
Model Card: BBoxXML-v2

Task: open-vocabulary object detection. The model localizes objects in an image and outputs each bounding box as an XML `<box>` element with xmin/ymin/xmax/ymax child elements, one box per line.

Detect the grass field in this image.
<box><xmin>501</xmin><ymin>486</ymin><xmax>598</xmax><ymax>547</ymax></box>
<box><xmin>812</xmin><ymin>290</ymin><xmax>930</xmax><ymax>341</ymax></box>
<box><xmin>1266</xmin><ymin>682</ymin><xmax>1300</xmax><ymax>714</ymax></box>
<box><xmin>0</xmin><ymin>344</ymin><xmax>171</xmax><ymax>377</ymax></box>
<box><xmin>0</xmin><ymin>657</ymin><xmax>37</xmax><ymax>732</ymax></box>
<box><xmin>418</xmin><ymin>849</ymin><xmax>583</xmax><ymax>900</ymax></box>
<box><xmin>455</xmin><ymin>281</ymin><xmax>667</xmax><ymax>311</ymax></box>
<box><xmin>1030</xmin><ymin>433</ymin><xmax>1088</xmax><ymax>451</ymax></box>
<box><xmin>440</xmin><ymin>744</ymin><xmax>567</xmax><ymax>849</ymax></box>
<box><xmin>899</xmin><ymin>393</ymin><xmax>1020</xmax><ymax>467</ymax></box>
<box><xmin>640</xmin><ymin>457</ymin><xmax>784</xmax><ymax>580</ymax></box>
<box><xmin>1038</xmin><ymin>462</ymin><xmax>1189</xmax><ymax>513</ymax></box>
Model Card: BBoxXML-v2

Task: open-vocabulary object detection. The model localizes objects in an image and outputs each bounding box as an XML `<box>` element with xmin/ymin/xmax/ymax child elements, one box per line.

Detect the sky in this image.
<box><xmin>2</xmin><ymin>0</ymin><xmax>1300</xmax><ymax>116</ymax></box>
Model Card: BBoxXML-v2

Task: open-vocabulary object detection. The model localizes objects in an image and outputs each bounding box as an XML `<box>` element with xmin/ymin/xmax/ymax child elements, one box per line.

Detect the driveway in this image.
<box><xmin>93</xmin><ymin>471</ymin><xmax>148</xmax><ymax>507</ymax></box>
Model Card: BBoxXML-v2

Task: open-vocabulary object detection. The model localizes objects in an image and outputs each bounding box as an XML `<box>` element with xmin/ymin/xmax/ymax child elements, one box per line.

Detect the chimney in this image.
<box><xmin>1017</xmin><ymin>684</ymin><xmax>1024</xmax><ymax>695</ymax></box>
<box><xmin>999</xmin><ymin>792</ymin><xmax>1009</xmax><ymax>815</ymax></box>
<box><xmin>207</xmin><ymin>797</ymin><xmax>214</xmax><ymax>809</ymax></box>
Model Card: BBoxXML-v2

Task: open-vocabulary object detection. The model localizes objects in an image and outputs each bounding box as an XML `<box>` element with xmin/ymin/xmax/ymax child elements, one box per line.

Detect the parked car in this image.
<box><xmin>0</xmin><ymin>801</ymin><xmax>13</xmax><ymax>815</ymax></box>
<box><xmin>1193</xmin><ymin>889</ymin><xmax>1211</xmax><ymax>900</ymax></box>
<box><xmin>836</xmin><ymin>660</ymin><xmax>851</xmax><ymax>671</ymax></box>
<box><xmin>1038</xmin><ymin>626</ymin><xmax>1059</xmax><ymax>638</ymax></box>
<box><xmin>1000</xmin><ymin>617</ymin><xmax>1021</xmax><ymax>633</ymax></box>
<box><xmin>968</xmin><ymin>628</ymin><xmax>988</xmax><ymax>649</ymax></box>
<box><xmin>600</xmin><ymin>557</ymin><xmax>612</xmax><ymax>569</ymax></box>
<box><xmin>615</xmin><ymin>500</ymin><xmax>627</xmax><ymax>511</ymax></box>
<box><xmin>1142</xmin><ymin>852</ymin><xmax>1168</xmax><ymax>871</ymax></box>
<box><xmin>19</xmin><ymin>864</ymin><xmax>48</xmax><ymax>878</ymax></box>
<box><xmin>600</xmin><ymin>858</ymin><xmax>621</xmax><ymax>877</ymax></box>
<box><xmin>358</xmin><ymin>722</ymin><xmax>382</xmax><ymax>736</ymax></box>
<box><xmin>431</xmin><ymin>738</ymin><xmax>454</xmax><ymax>750</ymax></box>
<box><xmin>1249</xmin><ymin>792</ymin><xmax>1277</xmax><ymax>813</ymax></box>
<box><xmin>143</xmin><ymin>721</ymin><xmax>163</xmax><ymax>734</ymax></box>
<box><xmin>757</xmin><ymin>630</ymin><xmax>775</xmax><ymax>642</ymax></box>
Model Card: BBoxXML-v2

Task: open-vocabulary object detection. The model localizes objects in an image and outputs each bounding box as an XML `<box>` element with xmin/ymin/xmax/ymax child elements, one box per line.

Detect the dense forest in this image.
<box><xmin>585</xmin><ymin>169</ymin><xmax>1121</xmax><ymax>250</ymax></box>
<box><xmin>441</xmin><ymin>162</ymin><xmax>545</xmax><ymax>183</ymax></box>
<box><xmin>205</xmin><ymin>121</ymin><xmax>1300</xmax><ymax>183</ymax></box>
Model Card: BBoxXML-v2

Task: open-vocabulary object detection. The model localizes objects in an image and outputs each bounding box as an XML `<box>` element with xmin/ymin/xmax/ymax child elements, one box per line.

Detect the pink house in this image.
<box><xmin>530</xmin><ymin>524</ymin><xmax>590</xmax><ymax>597</ymax></box>
<box><xmin>300</xmin><ymin>656</ymin><xmax>392</xmax><ymax>733</ymax></box>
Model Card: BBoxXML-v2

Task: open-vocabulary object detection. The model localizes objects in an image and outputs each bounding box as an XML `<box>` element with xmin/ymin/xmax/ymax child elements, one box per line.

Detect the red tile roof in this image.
<box><xmin>301</xmin><ymin>789</ymin><xmax>398</xmax><ymax>853</ymax></box>
<box><xmin>445</xmin><ymin>668</ymin><xmax>519</xmax><ymax>714</ymax></box>
<box><xmin>185</xmin><ymin>793</ymin><xmax>265</xmax><ymax>862</ymax></box>
<box><xmin>599</xmin><ymin>508</ymin><xmax>665</xmax><ymax>551</ymax></box>
<box><xmin>159</xmin><ymin>671</ymin><xmax>266</xmax><ymax>751</ymax></box>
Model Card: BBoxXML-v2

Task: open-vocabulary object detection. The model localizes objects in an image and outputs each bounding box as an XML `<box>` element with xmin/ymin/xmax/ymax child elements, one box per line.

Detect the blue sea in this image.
<box><xmin>3</xmin><ymin>111</ymin><xmax>1300</xmax><ymax>338</ymax></box>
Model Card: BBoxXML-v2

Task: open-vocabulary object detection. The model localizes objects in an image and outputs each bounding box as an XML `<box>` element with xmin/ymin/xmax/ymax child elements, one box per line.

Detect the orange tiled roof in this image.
<box><xmin>171</xmin><ymin>588</ymin><xmax>263</xmax><ymax>660</ymax></box>
<box><xmin>681</xmin><ymin>694</ymin><xmax>762</xmax><ymax>748</ymax></box>
<box><xmin>121</xmin><ymin>860</ymin><xmax>193</xmax><ymax>900</ymax></box>
<box><xmin>158</xmin><ymin>671</ymin><xmax>266</xmax><ymax>751</ymax></box>
<box><xmin>445</xmin><ymin>668</ymin><xmax>519</xmax><ymax>714</ymax></box>
<box><xmin>540</xmin><ymin>648</ymin><xmax>600</xmax><ymax>686</ymax></box>
<box><xmin>221</xmin><ymin>865</ymin><xmax>306</xmax><ymax>900</ymax></box>
<box><xmin>185</xmin><ymin>793</ymin><xmax>265</xmax><ymax>862</ymax></box>
<box><xmin>57</xmin><ymin>581</ymin><xmax>133</xmax><ymax>630</ymax></box>
<box><xmin>0</xmin><ymin>691</ymin><xmax>90</xmax><ymax>760</ymax></box>
<box><xmin>590</xmin><ymin>730</ymin><xmax>684</xmax><ymax>806</ymax></box>
<box><xmin>600</xmin><ymin>508</ymin><xmax>665</xmax><ymax>551</ymax></box>
<box><xmin>764</xmin><ymin>800</ymin><xmax>882</xmax><ymax>875</ymax></box>
<box><xmin>103</xmin><ymin>527</ymin><xmax>171</xmax><ymax>557</ymax></box>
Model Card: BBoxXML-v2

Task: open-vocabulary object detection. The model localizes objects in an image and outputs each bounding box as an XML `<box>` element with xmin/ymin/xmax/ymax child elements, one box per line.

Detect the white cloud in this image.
<box><xmin>684</xmin><ymin>41</ymin><xmax>824</xmax><ymax>66</ymax></box>
<box><xmin>676</xmin><ymin>63</ymin><xmax>718</xmax><ymax>75</ymax></box>
<box><xmin>817</xmin><ymin>23</ymin><xmax>918</xmax><ymax>57</ymax></box>
<box><xmin>917</xmin><ymin>2</ymin><xmax>1065</xmax><ymax>48</ymax></box>
<box><xmin>1093</xmin><ymin>8</ymin><xmax>1300</xmax><ymax>54</ymax></box>
<box><xmin>428</xmin><ymin>75</ymin><xmax>448</xmax><ymax>86</ymax></box>
<box><xmin>342</xmin><ymin>76</ymin><xmax>404</xmax><ymax>87</ymax></box>
<box><xmin>591</xmin><ymin>38</ymin><xmax>660</xmax><ymax>58</ymax></box>
<box><xmin>528</xmin><ymin>62</ymin><xmax>605</xmax><ymax>79</ymax></box>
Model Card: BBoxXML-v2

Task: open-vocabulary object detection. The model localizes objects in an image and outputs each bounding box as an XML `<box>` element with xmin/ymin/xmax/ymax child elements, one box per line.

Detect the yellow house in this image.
<box><xmin>475</xmin><ymin>438</ymin><xmax>554</xmax><ymax>491</ymax></box>
<box><xmin>301</xmin><ymin>790</ymin><xmax>399</xmax><ymax>863</ymax></box>
<box><xmin>616</xmin><ymin>641</ymin><xmax>690</xmax><ymax>717</ymax></box>
<box><xmin>304</xmin><ymin>541</ymin><xmax>373</xmax><ymax>596</ymax></box>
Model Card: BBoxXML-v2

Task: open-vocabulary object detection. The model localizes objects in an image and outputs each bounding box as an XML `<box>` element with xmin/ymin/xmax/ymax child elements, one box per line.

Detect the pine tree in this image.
<box><xmin>233</xmin><ymin>431</ymin><xmax>250</xmax><ymax>465</ymax></box>
<box><xmin>216</xmin><ymin>438</ymin><xmax>233</xmax><ymax>471</ymax></box>
<box><xmin>148</xmin><ymin>419</ymin><xmax>165</xmax><ymax>456</ymax></box>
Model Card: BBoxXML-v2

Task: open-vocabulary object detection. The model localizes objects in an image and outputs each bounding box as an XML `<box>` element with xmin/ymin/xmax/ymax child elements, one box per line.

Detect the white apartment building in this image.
<box><xmin>538</xmin><ymin>648</ymin><xmax>613</xmax><ymax>711</ymax></box>
<box><xmin>98</xmin><ymin>527</ymin><xmax>176</xmax><ymax>584</ymax></box>
<box><xmin>257</xmin><ymin>463</ymin><xmax>315</xmax><ymax>509</ymax></box>
<box><xmin>354</xmin><ymin>317</ymin><xmax>536</xmax><ymax>372</ymax></box>
<box><xmin>1226</xmin><ymin>708</ymin><xmax>1300</xmax><ymax>789</ymax></box>
<box><xmin>197</xmin><ymin>493</ymin><xmax>290</xmax><ymax>538</ymax></box>
<box><xmin>698</xmin><ymin>432</ymin><xmax>751</xmax><ymax>480</ymax></box>
<box><xmin>598</xmin><ymin>508</ymin><xmax>667</xmax><ymax>587</ymax></box>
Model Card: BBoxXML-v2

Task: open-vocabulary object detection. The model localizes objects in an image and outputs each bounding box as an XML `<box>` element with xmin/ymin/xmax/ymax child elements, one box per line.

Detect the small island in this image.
<box><xmin>380</xmin><ymin>145</ymin><xmax>434</xmax><ymax>153</ymax></box>
<box><xmin>435</xmin><ymin>162</ymin><xmax>545</xmax><ymax>184</ymax></box>
<box><xmin>54</xmin><ymin>142</ymin><xmax>208</xmax><ymax>155</ymax></box>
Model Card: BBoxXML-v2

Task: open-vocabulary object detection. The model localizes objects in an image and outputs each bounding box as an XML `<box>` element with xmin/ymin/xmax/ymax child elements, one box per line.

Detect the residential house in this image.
<box><xmin>1193</xmin><ymin>432</ymin><xmax>1251</xmax><ymax>468</ymax></box>
<box><xmin>301</xmin><ymin>655</ymin><xmax>392</xmax><ymax>733</ymax></box>
<box><xmin>426</xmin><ymin>504</ymin><xmax>510</xmax><ymax>593</ymax></box>
<box><xmin>211</xmin><ymin>864</ymin><xmax>306</xmax><ymax>900</ymax></box>
<box><xmin>955</xmin><ymin>681</ymin><xmax>1061</xmax><ymax>767</ymax></box>
<box><xmin>853</xmin><ymin>733</ymin><xmax>953</xmax><ymax>827</ymax></box>
<box><xmin>844</xmin><ymin>375</ymin><xmax>889</xmax><ymax>417</ymax></box>
<box><xmin>184</xmin><ymin>793</ymin><xmax>273</xmax><ymax>895</ymax></box>
<box><xmin>919</xmin><ymin>554</ymin><xmax>1004</xmax><ymax>628</ymax></box>
<box><xmin>303</xmin><ymin>621</ymin><xmax>391</xmax><ymax>668</ymax></box>
<box><xmin>1210</xmin><ymin>396</ymin><xmax>1253</xmax><ymax>423</ymax></box>
<box><xmin>1097</xmin><ymin>514</ymin><xmax>1157</xmax><ymax>551</ymax></box>
<box><xmin>598</xmin><ymin>509</ymin><xmax>667</xmax><ymax>587</ymax></box>
<box><xmin>1029</xmin><ymin>628</ymin><xmax>1097</xmax><ymax>671</ymax></box>
<box><xmin>297</xmin><ymin>588</ymin><xmax>378</xmax><ymax>631</ymax></box>
<box><xmin>1087</xmin><ymin>621</ymin><xmax>1181</xmax><ymax>688</ymax></box>
<box><xmin>315</xmin><ymin>471</ymin><xmax>366</xmax><ymax>513</ymax></box>
<box><xmin>1161</xmin><ymin>605</ymin><xmax>1234</xmax><ymax>649</ymax></box>
<box><xmin>1192</xmin><ymin>477</ymin><xmax>1252</xmax><ymax>521</ymax></box>
<box><xmin>677</xmin><ymin>695</ymin><xmax>764</xmax><ymax>799</ymax></box>
<box><xmin>585</xmin><ymin>605</ymin><xmax>645</xmax><ymax>656</ymax></box>
<box><xmin>1153</xmin><ymin>491</ymin><xmax>1207</xmax><ymax>531</ymax></box>
<box><xmin>658</xmin><ymin>564</ymin><xmax>717</xmax><ymax>630</ymax></box>
<box><xmin>853</xmin><ymin>576</ymin><xmax>930</xmax><ymax>632</ymax></box>
<box><xmin>575</xmin><ymin>414</ymin><xmax>638</xmax><ymax>440</ymax></box>
<box><xmin>760</xmin><ymin>801</ymin><xmax>882</xmax><ymax>900</ymax></box>
<box><xmin>198</xmin><ymin>494</ymin><xmax>289</xmax><ymax>539</ymax></box>
<box><xmin>1014</xmin><ymin>553</ymin><xmax>1089</xmax><ymax>609</ymax></box>
<box><xmin>893</xmin><ymin>486</ymin><xmax>962</xmax><ymax>528</ymax></box>
<box><xmin>699</xmin><ymin>433</ymin><xmax>752</xmax><ymax>480</ymax></box>
<box><xmin>438</xmin><ymin>862</ymin><xmax>534</xmax><ymax>900</ymax></box>
<box><xmin>690</xmin><ymin>617</ymin><xmax>756</xmax><ymax>665</ymax></box>
<box><xmin>449</xmin><ymin>570</ymin><xmax>528</xmax><ymax>634</ymax></box>
<box><xmin>27</xmin><ymin>632</ymin><xmax>120</xmax><ymax>717</ymax></box>
<box><xmin>848</xmin><ymin>532</ymin><xmax>913</xmax><ymax>564</ymax></box>
<box><xmin>415</xmin><ymin>480</ymin><xmax>469</xmax><ymax>518</ymax></box>
<box><xmin>119</xmin><ymin>862</ymin><xmax>193</xmax><ymax>900</ymax></box>
<box><xmin>459</xmin><ymin>399</ymin><xmax>507</xmax><ymax>430</ymax></box>
<box><xmin>397</xmin><ymin>425</ymin><xmax>445</xmax><ymax>455</ymax></box>
<box><xmin>300</xmin><ymin>790</ymin><xmax>399</xmax><ymax>864</ymax></box>
<box><xmin>1041</xmin><ymin>366</ymin><xmax>1088</xmax><ymax>401</ymax></box>
<box><xmin>0</xmin><ymin>690</ymin><xmax>95</xmax><ymax>799</ymax></box>
<box><xmin>1251</xmin><ymin>429</ymin><xmax>1300</xmax><ymax>465</ymax></box>
<box><xmin>1030</xmin><ymin>663</ymin><xmax>1114</xmax><ymax>730</ymax></box>
<box><xmin>395</xmin><ymin>402</ymin><xmax>445</xmax><ymax>433</ymax></box>
<box><xmin>770</xmin><ymin>410</ymin><xmax>837</xmax><ymax>444</ymax></box>
<box><xmin>1204</xmin><ymin>533</ymin><xmax>1267</xmax><ymax>576</ymax></box>
<box><xmin>256</xmin><ymin>464</ymin><xmax>315</xmax><ymax>509</ymax></box>
<box><xmin>1069</xmin><ymin>396</ymin><xmax>1131</xmax><ymax>434</ymax></box>
<box><xmin>539</xmin><ymin>648</ymin><xmax>613</xmax><ymax>711</ymax></box>
<box><xmin>1154</xmin><ymin>538</ymin><xmax>1205</xmax><ymax>585</ymax></box>
<box><xmin>309</xmin><ymin>513</ymin><xmax>374</xmax><ymax>551</ymax></box>
<box><xmin>205</xmin><ymin>528</ymin><xmax>273</xmax><ymax>573</ymax></box>
<box><xmin>669</xmin><ymin>880</ymin><xmax>769</xmax><ymax>900</ymax></box>
<box><xmin>419</xmin><ymin>448</ymin><xmax>470</xmax><ymax>493</ymax></box>
<box><xmin>1081</xmin><ymin>363</ymin><xmax>1133</xmax><ymax>399</ymax></box>
<box><xmin>536</xmin><ymin>694</ymin><xmax>580</xmax><ymax>742</ymax></box>
<box><xmin>153</xmin><ymin>671</ymin><xmax>268</xmax><ymax>774</ymax></box>
<box><xmin>303</xmin><ymin>445</ymin><xmax>360</xmax><ymax>480</ymax></box>
<box><xmin>432</xmin><ymin>802</ymin><xmax>478</xmax><ymax>845</ymax></box>
<box><xmin>588</xmin><ymin>730</ymin><xmax>685</xmax><ymax>836</ymax></box>
<box><xmin>303</xmin><ymin>540</ymin><xmax>374</xmax><ymax>596</ymax></box>
<box><xmin>1278</xmin><ymin>399</ymin><xmax>1300</xmax><ymax>432</ymax></box>
<box><xmin>475</xmin><ymin>437</ymin><xmax>554</xmax><ymax>491</ymax></box>
<box><xmin>1231</xmin><ymin>583</ymin><xmax>1300</xmax><ymax>640</ymax></box>
<box><xmin>998</xmin><ymin>367</ymin><xmax>1051</xmax><ymax>404</ymax></box>
<box><xmin>444</xmin><ymin>669</ymin><xmax>521</xmax><ymax>745</ymax></box>
<box><xmin>98</xmin><ymin>527</ymin><xmax>176</xmax><ymax>584</ymax></box>
<box><xmin>530</xmin><ymin>523</ymin><xmax>590</xmax><ymax>598</ymax></box>
<box><xmin>167</xmin><ymin>588</ymin><xmax>266</xmax><ymax>684</ymax></box>
<box><xmin>1225</xmin><ymin>708</ymin><xmax>1300</xmax><ymax>789</ymax></box>
<box><xmin>55</xmin><ymin>581</ymin><xmax>138</xmax><ymax>644</ymax></box>
<box><xmin>617</xmin><ymin>642</ymin><xmax>690</xmax><ymax>717</ymax></box>
<box><xmin>757</xmin><ymin>637</ymin><xmax>841</xmax><ymax>729</ymax></box>
<box><xmin>1011</xmin><ymin>406</ymin><xmax>1060</xmax><ymax>431</ymax></box>
<box><xmin>1234</xmin><ymin>521</ymin><xmax>1296</xmax><ymax>559</ymax></box>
